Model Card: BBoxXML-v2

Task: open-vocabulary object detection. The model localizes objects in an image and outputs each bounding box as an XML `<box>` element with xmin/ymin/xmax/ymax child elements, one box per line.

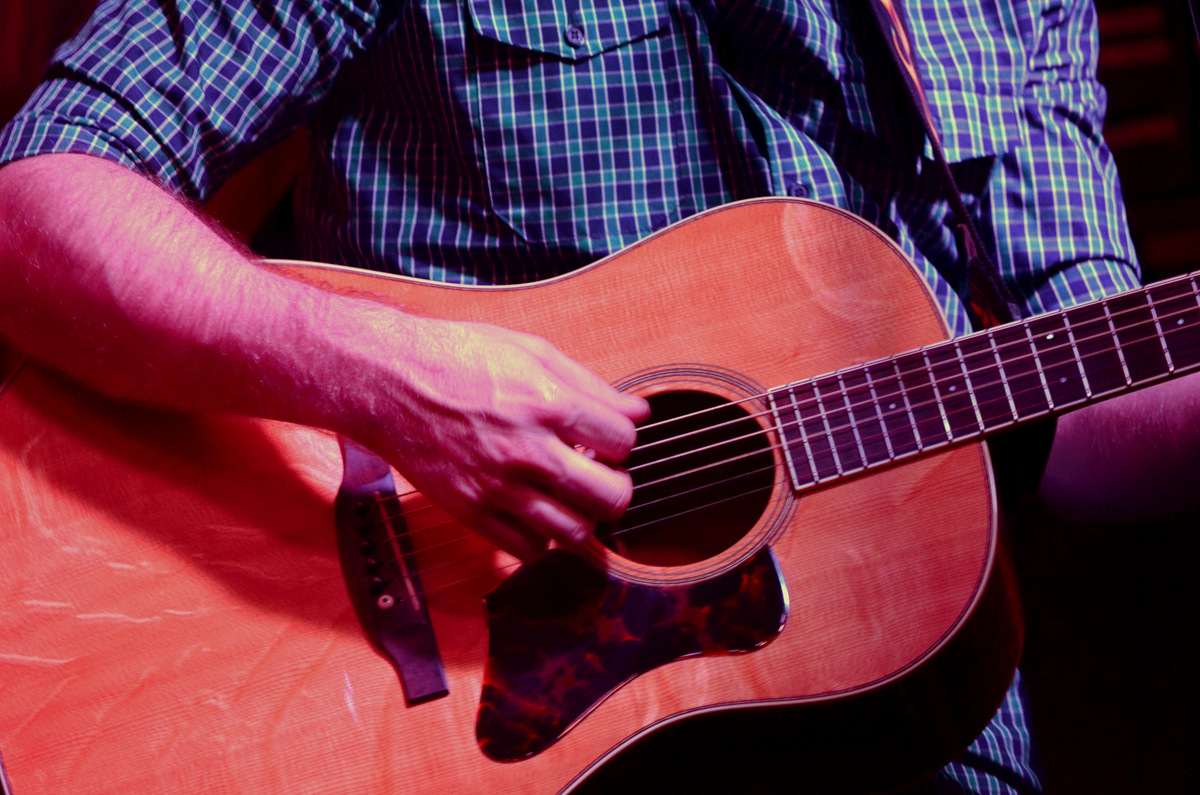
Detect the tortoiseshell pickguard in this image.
<box><xmin>476</xmin><ymin>548</ymin><xmax>787</xmax><ymax>761</ymax></box>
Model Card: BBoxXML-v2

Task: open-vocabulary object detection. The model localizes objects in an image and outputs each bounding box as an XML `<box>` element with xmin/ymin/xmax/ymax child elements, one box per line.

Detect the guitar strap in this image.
<box><xmin>867</xmin><ymin>0</ymin><xmax>1057</xmax><ymax>502</ymax></box>
<box><xmin>866</xmin><ymin>0</ymin><xmax>1023</xmax><ymax>330</ymax></box>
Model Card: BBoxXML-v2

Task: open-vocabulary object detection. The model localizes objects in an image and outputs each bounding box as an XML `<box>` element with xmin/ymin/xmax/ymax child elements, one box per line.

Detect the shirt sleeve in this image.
<box><xmin>986</xmin><ymin>0</ymin><xmax>1142</xmax><ymax>316</ymax></box>
<box><xmin>0</xmin><ymin>0</ymin><xmax>384</xmax><ymax>201</ymax></box>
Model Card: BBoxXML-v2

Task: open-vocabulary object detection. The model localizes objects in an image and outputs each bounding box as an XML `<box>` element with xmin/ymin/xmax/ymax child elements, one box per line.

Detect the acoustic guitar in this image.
<box><xmin>1</xmin><ymin>198</ymin><xmax>1183</xmax><ymax>793</ymax></box>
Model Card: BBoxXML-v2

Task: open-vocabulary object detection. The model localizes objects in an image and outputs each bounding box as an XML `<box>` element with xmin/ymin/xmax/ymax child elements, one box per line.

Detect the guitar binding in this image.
<box><xmin>476</xmin><ymin>546</ymin><xmax>788</xmax><ymax>761</ymax></box>
<box><xmin>599</xmin><ymin>364</ymin><xmax>798</xmax><ymax>586</ymax></box>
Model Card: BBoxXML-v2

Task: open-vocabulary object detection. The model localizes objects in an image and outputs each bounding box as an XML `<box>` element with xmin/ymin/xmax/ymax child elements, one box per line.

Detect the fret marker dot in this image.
<box><xmin>1046</xmin><ymin>333</ymin><xmax>1055</xmax><ymax>340</ymax></box>
<box><xmin>888</xmin><ymin>402</ymin><xmax>896</xmax><ymax>409</ymax></box>
<box><xmin>948</xmin><ymin>385</ymin><xmax>957</xmax><ymax>392</ymax></box>
<box><xmin>1059</xmin><ymin>377</ymin><xmax>1067</xmax><ymax>383</ymax></box>
<box><xmin>1179</xmin><ymin>319</ymin><xmax>1186</xmax><ymax>326</ymax></box>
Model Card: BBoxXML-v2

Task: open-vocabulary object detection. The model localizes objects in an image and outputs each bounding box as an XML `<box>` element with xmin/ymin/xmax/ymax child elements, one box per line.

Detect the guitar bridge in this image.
<box><xmin>335</xmin><ymin>437</ymin><xmax>449</xmax><ymax>705</ymax></box>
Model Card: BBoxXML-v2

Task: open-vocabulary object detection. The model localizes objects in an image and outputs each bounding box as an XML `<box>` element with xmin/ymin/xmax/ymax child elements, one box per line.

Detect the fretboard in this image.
<box><xmin>768</xmin><ymin>270</ymin><xmax>1200</xmax><ymax>492</ymax></box>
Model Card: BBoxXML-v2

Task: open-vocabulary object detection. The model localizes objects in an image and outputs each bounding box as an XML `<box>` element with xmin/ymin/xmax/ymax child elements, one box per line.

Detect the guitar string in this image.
<box><xmin>361</xmin><ymin>481</ymin><xmax>784</xmax><ymax>609</ymax></box>
<box><xmin>364</xmin><ymin>357</ymin><xmax>1023</xmax><ymax>597</ymax></box>
<box><xmin>626</xmin><ymin>291</ymin><xmax>1200</xmax><ymax>477</ymax></box>
<box><xmin>361</xmin><ymin>381</ymin><xmax>1181</xmax><ymax>605</ymax></box>
<box><xmin>381</xmin><ymin>557</ymin><xmax>524</xmax><ymax>605</ymax></box>
<box><xmin>606</xmin><ymin>282</ymin><xmax>1200</xmax><ymax>456</ymax></box>
<box><xmin>353</xmin><ymin>293</ymin><xmax>1200</xmax><ymax>599</ymax></box>
<box><xmin>358</xmin><ymin>348</ymin><xmax>1129</xmax><ymax>599</ymax></box>
<box><xmin>358</xmin><ymin>456</ymin><xmax>783</xmax><ymax>596</ymax></box>
<box><xmin>353</xmin><ymin>395</ymin><xmax>1093</xmax><ymax>609</ymax></box>
<box><xmin>359</xmin><ymin>474</ymin><xmax>776</xmax><ymax>567</ymax></box>
<box><xmin>360</xmin><ymin>453</ymin><xmax>783</xmax><ymax>564</ymax></box>
<box><xmin>616</xmin><ymin>288</ymin><xmax>1200</xmax><ymax>466</ymax></box>
<box><xmin>362</xmin><ymin>296</ymin><xmax>1196</xmax><ymax>562</ymax></box>
<box><xmin>370</xmin><ymin>292</ymin><xmax>1199</xmax><ymax>520</ymax></box>
<box><xmin>611</xmin><ymin>288</ymin><xmax>1194</xmax><ymax>516</ymax></box>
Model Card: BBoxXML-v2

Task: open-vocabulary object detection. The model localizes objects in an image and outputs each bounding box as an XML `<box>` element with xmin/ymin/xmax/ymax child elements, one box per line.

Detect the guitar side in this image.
<box><xmin>0</xmin><ymin>199</ymin><xmax>1019</xmax><ymax>793</ymax></box>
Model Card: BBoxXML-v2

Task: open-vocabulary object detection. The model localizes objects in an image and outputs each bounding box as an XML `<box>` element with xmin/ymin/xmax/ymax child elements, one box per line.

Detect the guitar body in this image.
<box><xmin>0</xmin><ymin>199</ymin><xmax>1019</xmax><ymax>793</ymax></box>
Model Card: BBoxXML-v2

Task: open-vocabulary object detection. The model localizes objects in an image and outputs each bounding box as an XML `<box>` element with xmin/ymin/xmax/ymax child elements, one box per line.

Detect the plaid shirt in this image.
<box><xmin>0</xmin><ymin>1</ymin><xmax>1141</xmax><ymax>792</ymax></box>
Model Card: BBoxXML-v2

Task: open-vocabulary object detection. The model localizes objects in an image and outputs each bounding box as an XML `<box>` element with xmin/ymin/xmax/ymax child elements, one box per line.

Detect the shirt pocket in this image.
<box><xmin>465</xmin><ymin>0</ymin><xmax>676</xmax><ymax>255</ymax></box>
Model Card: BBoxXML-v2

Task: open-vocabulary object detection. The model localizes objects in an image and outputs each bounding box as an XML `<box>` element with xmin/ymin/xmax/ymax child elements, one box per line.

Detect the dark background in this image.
<box><xmin>2</xmin><ymin>0</ymin><xmax>1198</xmax><ymax>790</ymax></box>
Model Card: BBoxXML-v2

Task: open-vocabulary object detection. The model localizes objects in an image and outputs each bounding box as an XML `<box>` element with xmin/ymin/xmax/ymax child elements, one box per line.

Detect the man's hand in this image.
<box><xmin>346</xmin><ymin>315</ymin><xmax>649</xmax><ymax>561</ymax></box>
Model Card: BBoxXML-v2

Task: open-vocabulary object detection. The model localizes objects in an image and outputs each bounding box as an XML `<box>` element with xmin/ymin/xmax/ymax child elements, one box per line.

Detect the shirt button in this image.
<box><xmin>564</xmin><ymin>24</ymin><xmax>586</xmax><ymax>48</ymax></box>
<box><xmin>786</xmin><ymin>181</ymin><xmax>810</xmax><ymax>198</ymax></box>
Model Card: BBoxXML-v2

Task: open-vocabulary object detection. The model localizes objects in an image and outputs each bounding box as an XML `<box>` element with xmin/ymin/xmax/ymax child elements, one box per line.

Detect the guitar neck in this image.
<box><xmin>770</xmin><ymin>269</ymin><xmax>1200</xmax><ymax>492</ymax></box>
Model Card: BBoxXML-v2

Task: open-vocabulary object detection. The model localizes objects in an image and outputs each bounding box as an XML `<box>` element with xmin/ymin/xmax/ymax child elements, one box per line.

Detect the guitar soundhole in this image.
<box><xmin>600</xmin><ymin>390</ymin><xmax>775</xmax><ymax>566</ymax></box>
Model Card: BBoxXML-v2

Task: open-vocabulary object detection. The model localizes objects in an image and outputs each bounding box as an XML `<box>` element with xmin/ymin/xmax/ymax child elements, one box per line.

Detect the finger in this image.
<box><xmin>489</xmin><ymin>482</ymin><xmax>594</xmax><ymax>549</ymax></box>
<box><xmin>524</xmin><ymin>373</ymin><xmax>641</xmax><ymax>463</ymax></box>
<box><xmin>527</xmin><ymin>442</ymin><xmax>635</xmax><ymax>523</ymax></box>
<box><xmin>472</xmin><ymin>512</ymin><xmax>550</xmax><ymax>563</ymax></box>
<box><xmin>533</xmin><ymin>342</ymin><xmax>650</xmax><ymax>423</ymax></box>
<box><xmin>513</xmin><ymin>339</ymin><xmax>648</xmax><ymax>461</ymax></box>
<box><xmin>554</xmin><ymin>404</ymin><xmax>640</xmax><ymax>464</ymax></box>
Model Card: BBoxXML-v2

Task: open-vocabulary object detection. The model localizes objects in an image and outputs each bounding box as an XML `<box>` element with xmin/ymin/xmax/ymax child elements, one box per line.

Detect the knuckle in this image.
<box><xmin>506</xmin><ymin>434</ymin><xmax>567</xmax><ymax>481</ymax></box>
<box><xmin>470</xmin><ymin>474</ymin><xmax>505</xmax><ymax>509</ymax></box>
<box><xmin>551</xmin><ymin>395</ymin><xmax>585</xmax><ymax>432</ymax></box>
<box><xmin>515</xmin><ymin>330</ymin><xmax>553</xmax><ymax>359</ymax></box>
<box><xmin>557</xmin><ymin>511</ymin><xmax>590</xmax><ymax>544</ymax></box>
<box><xmin>590</xmin><ymin>417</ymin><xmax>637</xmax><ymax>463</ymax></box>
<box><xmin>537</xmin><ymin>450</ymin><xmax>570</xmax><ymax>483</ymax></box>
<box><xmin>533</xmin><ymin>378</ymin><xmax>567</xmax><ymax>414</ymax></box>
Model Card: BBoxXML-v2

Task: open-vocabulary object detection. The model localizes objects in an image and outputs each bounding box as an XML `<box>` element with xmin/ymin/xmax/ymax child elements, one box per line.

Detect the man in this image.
<box><xmin>1</xmin><ymin>0</ymin><xmax>1197</xmax><ymax>792</ymax></box>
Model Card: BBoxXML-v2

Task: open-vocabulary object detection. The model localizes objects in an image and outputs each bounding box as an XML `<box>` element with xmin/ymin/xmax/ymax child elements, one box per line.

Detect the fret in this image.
<box><xmin>768</xmin><ymin>388</ymin><xmax>813</xmax><ymax>489</ymax></box>
<box><xmin>868</xmin><ymin>362</ymin><xmax>920</xmax><ymax>457</ymax></box>
<box><xmin>991</xmin><ymin>323</ymin><xmax>1050</xmax><ymax>418</ymax></box>
<box><xmin>1107</xmin><ymin>290</ymin><xmax>1168</xmax><ymax>384</ymax></box>
<box><xmin>1146</xmin><ymin>291</ymin><xmax>1175</xmax><ymax>372</ymax></box>
<box><xmin>1066</xmin><ymin>300</ymin><xmax>1127</xmax><ymax>396</ymax></box>
<box><xmin>834</xmin><ymin>374</ymin><xmax>870</xmax><ymax>470</ymax></box>
<box><xmin>840</xmin><ymin>366</ymin><xmax>891</xmax><ymax>467</ymax></box>
<box><xmin>860</xmin><ymin>363</ymin><xmax>896</xmax><ymax>462</ymax></box>
<box><xmin>1060</xmin><ymin>313</ymin><xmax>1092</xmax><ymax>398</ymax></box>
<box><xmin>1104</xmin><ymin>294</ymin><xmax>1171</xmax><ymax>386</ymax></box>
<box><xmin>924</xmin><ymin>342</ymin><xmax>978</xmax><ymax>439</ymax></box>
<box><xmin>1022</xmin><ymin>322</ymin><xmax>1056</xmax><ymax>408</ymax></box>
<box><xmin>1100</xmin><ymin>299</ymin><xmax>1134</xmax><ymax>386</ymax></box>
<box><xmin>791</xmin><ymin>380</ymin><xmax>841</xmax><ymax>482</ymax></box>
<box><xmin>987</xmin><ymin>333</ymin><xmax>1020</xmax><ymax>422</ymax></box>
<box><xmin>891</xmin><ymin>359</ymin><xmax>926</xmax><ymax>451</ymax></box>
<box><xmin>1147</xmin><ymin>276</ymin><xmax>1200</xmax><ymax>371</ymax></box>
<box><xmin>959</xmin><ymin>332</ymin><xmax>1011</xmax><ymax>430</ymax></box>
<box><xmin>893</xmin><ymin>351</ymin><xmax>949</xmax><ymax>447</ymax></box>
<box><xmin>955</xmin><ymin>341</ymin><xmax>986</xmax><ymax>431</ymax></box>
<box><xmin>814</xmin><ymin>374</ymin><xmax>862</xmax><ymax>474</ymax></box>
<box><xmin>1027</xmin><ymin>313</ymin><xmax>1088</xmax><ymax>409</ymax></box>
<box><xmin>771</xmin><ymin>276</ymin><xmax>1200</xmax><ymax>496</ymax></box>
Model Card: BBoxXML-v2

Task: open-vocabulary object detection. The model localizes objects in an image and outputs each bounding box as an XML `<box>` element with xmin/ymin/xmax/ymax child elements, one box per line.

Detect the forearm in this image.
<box><xmin>1039</xmin><ymin>373</ymin><xmax>1200</xmax><ymax>522</ymax></box>
<box><xmin>0</xmin><ymin>153</ymin><xmax>645</xmax><ymax>558</ymax></box>
<box><xmin>0</xmin><ymin>154</ymin><xmax>358</xmax><ymax>430</ymax></box>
